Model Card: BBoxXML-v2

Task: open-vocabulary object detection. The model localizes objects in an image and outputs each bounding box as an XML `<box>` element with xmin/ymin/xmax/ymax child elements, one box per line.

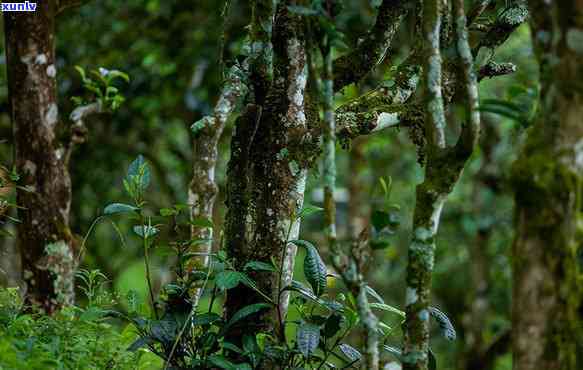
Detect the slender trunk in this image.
<box><xmin>403</xmin><ymin>0</ymin><xmax>480</xmax><ymax>368</ymax></box>
<box><xmin>511</xmin><ymin>1</ymin><xmax>583</xmax><ymax>369</ymax></box>
<box><xmin>188</xmin><ymin>62</ymin><xmax>249</xmax><ymax>307</ymax></box>
<box><xmin>4</xmin><ymin>1</ymin><xmax>76</xmax><ymax>313</ymax></box>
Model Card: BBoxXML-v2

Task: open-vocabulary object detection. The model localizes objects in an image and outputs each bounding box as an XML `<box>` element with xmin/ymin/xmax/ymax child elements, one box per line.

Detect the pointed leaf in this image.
<box><xmin>104</xmin><ymin>203</ymin><xmax>138</xmax><ymax>215</ymax></box>
<box><xmin>369</xmin><ymin>303</ymin><xmax>405</xmax><ymax>318</ymax></box>
<box><xmin>429</xmin><ymin>307</ymin><xmax>456</xmax><ymax>341</ymax></box>
<box><xmin>291</xmin><ymin>240</ymin><xmax>327</xmax><ymax>296</ymax></box>
<box><xmin>215</xmin><ymin>271</ymin><xmax>242</xmax><ymax>290</ymax></box>
<box><xmin>338</xmin><ymin>343</ymin><xmax>361</xmax><ymax>362</ymax></box>
<box><xmin>222</xmin><ymin>303</ymin><xmax>272</xmax><ymax>333</ymax></box>
<box><xmin>244</xmin><ymin>261</ymin><xmax>276</xmax><ymax>272</ymax></box>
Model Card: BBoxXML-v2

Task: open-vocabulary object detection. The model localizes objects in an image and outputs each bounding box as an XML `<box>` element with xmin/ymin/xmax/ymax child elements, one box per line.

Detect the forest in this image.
<box><xmin>0</xmin><ymin>0</ymin><xmax>581</xmax><ymax>369</ymax></box>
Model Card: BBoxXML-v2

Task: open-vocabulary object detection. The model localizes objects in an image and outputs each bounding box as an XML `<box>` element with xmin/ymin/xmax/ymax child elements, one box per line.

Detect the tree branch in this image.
<box><xmin>477</xmin><ymin>61</ymin><xmax>516</xmax><ymax>81</ymax></box>
<box><xmin>474</xmin><ymin>1</ymin><xmax>528</xmax><ymax>55</ymax></box>
<box><xmin>330</xmin><ymin>231</ymin><xmax>379</xmax><ymax>370</ymax></box>
<box><xmin>333</xmin><ymin>0</ymin><xmax>411</xmax><ymax>91</ymax></box>
<box><xmin>454</xmin><ymin>0</ymin><xmax>481</xmax><ymax>157</ymax></box>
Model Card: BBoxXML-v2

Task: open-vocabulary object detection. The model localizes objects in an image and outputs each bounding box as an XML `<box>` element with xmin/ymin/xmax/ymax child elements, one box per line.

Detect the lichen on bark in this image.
<box><xmin>511</xmin><ymin>1</ymin><xmax>583</xmax><ymax>368</ymax></box>
<box><xmin>4</xmin><ymin>0</ymin><xmax>77</xmax><ymax>313</ymax></box>
<box><xmin>403</xmin><ymin>0</ymin><xmax>480</xmax><ymax>368</ymax></box>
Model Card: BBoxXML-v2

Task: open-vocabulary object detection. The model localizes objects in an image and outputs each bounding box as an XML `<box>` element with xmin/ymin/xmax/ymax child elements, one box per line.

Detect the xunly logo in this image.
<box><xmin>1</xmin><ymin>2</ymin><xmax>37</xmax><ymax>12</ymax></box>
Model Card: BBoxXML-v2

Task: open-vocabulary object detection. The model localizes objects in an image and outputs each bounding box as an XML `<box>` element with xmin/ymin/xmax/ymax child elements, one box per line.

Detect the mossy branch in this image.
<box><xmin>333</xmin><ymin>0</ymin><xmax>411</xmax><ymax>91</ymax></box>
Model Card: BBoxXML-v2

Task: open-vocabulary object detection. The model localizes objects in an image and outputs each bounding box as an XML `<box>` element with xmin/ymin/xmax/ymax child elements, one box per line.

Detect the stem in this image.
<box><xmin>142</xmin><ymin>216</ymin><xmax>158</xmax><ymax>320</ymax></box>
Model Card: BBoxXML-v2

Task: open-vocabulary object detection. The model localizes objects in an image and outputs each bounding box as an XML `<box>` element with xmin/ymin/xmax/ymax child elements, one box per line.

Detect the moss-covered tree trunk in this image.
<box><xmin>511</xmin><ymin>1</ymin><xmax>583</xmax><ymax>368</ymax></box>
<box><xmin>224</xmin><ymin>1</ymin><xmax>315</xmax><ymax>341</ymax></box>
<box><xmin>3</xmin><ymin>1</ymin><xmax>76</xmax><ymax>313</ymax></box>
<box><xmin>403</xmin><ymin>0</ymin><xmax>480</xmax><ymax>368</ymax></box>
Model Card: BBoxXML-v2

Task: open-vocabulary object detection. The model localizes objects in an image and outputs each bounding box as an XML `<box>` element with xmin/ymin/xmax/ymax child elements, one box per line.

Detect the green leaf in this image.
<box><xmin>222</xmin><ymin>303</ymin><xmax>272</xmax><ymax>333</ymax></box>
<box><xmin>133</xmin><ymin>225</ymin><xmax>159</xmax><ymax>238</ymax></box>
<box><xmin>365</xmin><ymin>285</ymin><xmax>385</xmax><ymax>304</ymax></box>
<box><xmin>297</xmin><ymin>322</ymin><xmax>320</xmax><ymax>358</ymax></box>
<box><xmin>104</xmin><ymin>203</ymin><xmax>139</xmax><ymax>215</ymax></box>
<box><xmin>127</xmin><ymin>336</ymin><xmax>154</xmax><ymax>352</ymax></box>
<box><xmin>369</xmin><ymin>303</ymin><xmax>405</xmax><ymax>318</ymax></box>
<box><xmin>189</xmin><ymin>216</ymin><xmax>214</xmax><ymax>228</ymax></box>
<box><xmin>283</xmin><ymin>280</ymin><xmax>319</xmax><ymax>302</ymax></box>
<box><xmin>159</xmin><ymin>208</ymin><xmax>178</xmax><ymax>216</ymax></box>
<box><xmin>192</xmin><ymin>312</ymin><xmax>222</xmax><ymax>326</ymax></box>
<box><xmin>372</xmin><ymin>210</ymin><xmax>391</xmax><ymax>230</ymax></box>
<box><xmin>106</xmin><ymin>69</ymin><xmax>130</xmax><ymax>83</ymax></box>
<box><xmin>208</xmin><ymin>354</ymin><xmax>236</xmax><ymax>369</ymax></box>
<box><xmin>244</xmin><ymin>261</ymin><xmax>276</xmax><ymax>272</ymax></box>
<box><xmin>215</xmin><ymin>271</ymin><xmax>242</xmax><ymax>290</ymax></box>
<box><xmin>429</xmin><ymin>307</ymin><xmax>456</xmax><ymax>341</ymax></box>
<box><xmin>298</xmin><ymin>204</ymin><xmax>323</xmax><ymax>219</ymax></box>
<box><xmin>338</xmin><ymin>343</ymin><xmax>361</xmax><ymax>362</ymax></box>
<box><xmin>222</xmin><ymin>342</ymin><xmax>243</xmax><ymax>354</ymax></box>
<box><xmin>290</xmin><ymin>240</ymin><xmax>327</xmax><ymax>297</ymax></box>
<box><xmin>323</xmin><ymin>313</ymin><xmax>343</xmax><ymax>338</ymax></box>
<box><xmin>191</xmin><ymin>117</ymin><xmax>208</xmax><ymax>135</ymax></box>
<box><xmin>127</xmin><ymin>155</ymin><xmax>151</xmax><ymax>190</ymax></box>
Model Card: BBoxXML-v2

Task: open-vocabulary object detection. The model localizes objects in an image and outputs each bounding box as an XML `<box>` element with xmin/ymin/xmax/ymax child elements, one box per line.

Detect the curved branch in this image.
<box><xmin>333</xmin><ymin>0</ymin><xmax>411</xmax><ymax>91</ymax></box>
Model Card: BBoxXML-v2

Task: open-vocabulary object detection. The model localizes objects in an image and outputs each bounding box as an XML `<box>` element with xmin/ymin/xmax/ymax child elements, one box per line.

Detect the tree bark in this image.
<box><xmin>4</xmin><ymin>1</ymin><xmax>76</xmax><ymax>313</ymax></box>
<box><xmin>403</xmin><ymin>0</ymin><xmax>480</xmax><ymax>368</ymax></box>
<box><xmin>511</xmin><ymin>1</ymin><xmax>583</xmax><ymax>369</ymax></box>
<box><xmin>224</xmin><ymin>1</ymin><xmax>314</xmax><ymax>340</ymax></box>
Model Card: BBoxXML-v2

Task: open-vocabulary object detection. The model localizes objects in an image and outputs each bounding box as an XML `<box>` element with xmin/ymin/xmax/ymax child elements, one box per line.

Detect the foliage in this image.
<box><xmin>93</xmin><ymin>157</ymin><xmax>456</xmax><ymax>369</ymax></box>
<box><xmin>0</xmin><ymin>285</ymin><xmax>160</xmax><ymax>370</ymax></box>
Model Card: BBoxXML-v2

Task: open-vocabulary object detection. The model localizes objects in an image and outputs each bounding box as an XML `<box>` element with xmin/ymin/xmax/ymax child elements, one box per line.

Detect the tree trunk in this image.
<box><xmin>511</xmin><ymin>1</ymin><xmax>583</xmax><ymax>369</ymax></box>
<box><xmin>403</xmin><ymin>0</ymin><xmax>480</xmax><ymax>367</ymax></box>
<box><xmin>224</xmin><ymin>1</ymin><xmax>315</xmax><ymax>340</ymax></box>
<box><xmin>4</xmin><ymin>1</ymin><xmax>76</xmax><ymax>313</ymax></box>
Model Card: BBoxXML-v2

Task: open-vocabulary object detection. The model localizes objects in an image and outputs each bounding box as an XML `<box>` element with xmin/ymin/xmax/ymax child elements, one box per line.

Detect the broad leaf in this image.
<box><xmin>215</xmin><ymin>271</ymin><xmax>242</xmax><ymax>290</ymax></box>
<box><xmin>291</xmin><ymin>240</ymin><xmax>327</xmax><ymax>296</ymax></box>
<box><xmin>244</xmin><ymin>260</ymin><xmax>276</xmax><ymax>272</ymax></box>
<box><xmin>297</xmin><ymin>322</ymin><xmax>320</xmax><ymax>358</ymax></box>
<box><xmin>323</xmin><ymin>313</ymin><xmax>343</xmax><ymax>338</ymax></box>
<box><xmin>192</xmin><ymin>312</ymin><xmax>222</xmax><ymax>326</ymax></box>
<box><xmin>429</xmin><ymin>307</ymin><xmax>456</xmax><ymax>341</ymax></box>
<box><xmin>222</xmin><ymin>303</ymin><xmax>272</xmax><ymax>333</ymax></box>
<box><xmin>127</xmin><ymin>155</ymin><xmax>151</xmax><ymax>190</ymax></box>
